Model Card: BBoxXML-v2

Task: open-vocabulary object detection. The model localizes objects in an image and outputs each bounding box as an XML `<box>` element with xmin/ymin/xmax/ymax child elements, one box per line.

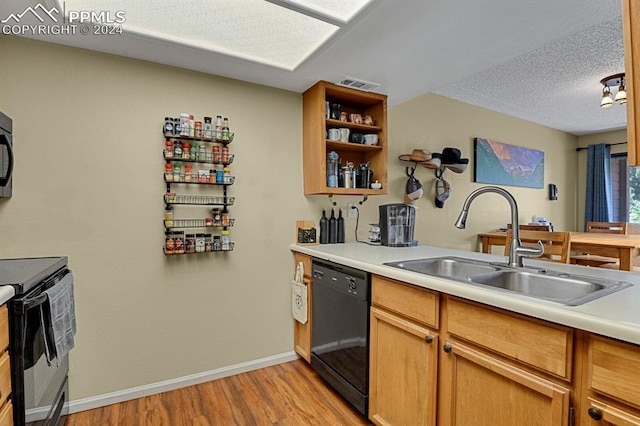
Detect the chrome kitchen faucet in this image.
<box><xmin>455</xmin><ymin>186</ymin><xmax>543</xmax><ymax>268</ymax></box>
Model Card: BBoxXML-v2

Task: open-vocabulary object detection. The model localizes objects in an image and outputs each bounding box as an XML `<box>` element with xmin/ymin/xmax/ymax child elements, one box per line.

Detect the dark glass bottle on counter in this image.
<box><xmin>337</xmin><ymin>208</ymin><xmax>345</xmax><ymax>243</ymax></box>
<box><xmin>329</xmin><ymin>208</ymin><xmax>337</xmax><ymax>244</ymax></box>
<box><xmin>319</xmin><ymin>210</ymin><xmax>329</xmax><ymax>244</ymax></box>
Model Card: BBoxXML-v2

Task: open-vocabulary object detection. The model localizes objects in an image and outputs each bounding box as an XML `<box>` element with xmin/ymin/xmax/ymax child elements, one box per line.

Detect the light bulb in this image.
<box><xmin>601</xmin><ymin>86</ymin><xmax>614</xmax><ymax>108</ymax></box>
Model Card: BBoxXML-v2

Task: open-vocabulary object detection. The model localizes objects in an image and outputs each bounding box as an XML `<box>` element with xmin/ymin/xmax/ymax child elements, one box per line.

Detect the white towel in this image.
<box><xmin>292</xmin><ymin>262</ymin><xmax>308</xmax><ymax>324</ymax></box>
<box><xmin>44</xmin><ymin>272</ymin><xmax>77</xmax><ymax>366</ymax></box>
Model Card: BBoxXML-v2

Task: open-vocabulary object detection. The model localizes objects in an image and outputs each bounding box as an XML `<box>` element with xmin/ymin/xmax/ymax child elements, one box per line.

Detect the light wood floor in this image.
<box><xmin>65</xmin><ymin>359</ymin><xmax>371</xmax><ymax>425</ymax></box>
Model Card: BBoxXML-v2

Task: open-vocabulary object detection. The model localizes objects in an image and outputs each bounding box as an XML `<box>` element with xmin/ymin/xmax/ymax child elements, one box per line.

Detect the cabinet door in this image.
<box><xmin>293</xmin><ymin>277</ymin><xmax>312</xmax><ymax>363</ymax></box>
<box><xmin>622</xmin><ymin>0</ymin><xmax>639</xmax><ymax>166</ymax></box>
<box><xmin>439</xmin><ymin>341</ymin><xmax>570</xmax><ymax>426</ymax></box>
<box><xmin>293</xmin><ymin>253</ymin><xmax>312</xmax><ymax>362</ymax></box>
<box><xmin>369</xmin><ymin>307</ymin><xmax>438</xmax><ymax>426</ymax></box>
<box><xmin>584</xmin><ymin>399</ymin><xmax>640</xmax><ymax>426</ymax></box>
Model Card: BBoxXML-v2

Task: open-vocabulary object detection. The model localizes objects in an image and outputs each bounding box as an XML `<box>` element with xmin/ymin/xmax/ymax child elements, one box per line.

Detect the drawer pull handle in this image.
<box><xmin>587</xmin><ymin>407</ymin><xmax>603</xmax><ymax>421</ymax></box>
<box><xmin>443</xmin><ymin>344</ymin><xmax>452</xmax><ymax>353</ymax></box>
<box><xmin>424</xmin><ymin>335</ymin><xmax>433</xmax><ymax>344</ymax></box>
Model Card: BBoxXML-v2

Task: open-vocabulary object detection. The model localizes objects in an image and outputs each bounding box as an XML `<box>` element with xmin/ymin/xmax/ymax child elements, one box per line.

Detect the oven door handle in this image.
<box><xmin>23</xmin><ymin>293</ymin><xmax>49</xmax><ymax>310</ymax></box>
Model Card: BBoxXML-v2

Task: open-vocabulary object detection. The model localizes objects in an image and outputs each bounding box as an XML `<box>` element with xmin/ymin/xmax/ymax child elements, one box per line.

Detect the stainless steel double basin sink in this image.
<box><xmin>384</xmin><ymin>256</ymin><xmax>632</xmax><ymax>306</ymax></box>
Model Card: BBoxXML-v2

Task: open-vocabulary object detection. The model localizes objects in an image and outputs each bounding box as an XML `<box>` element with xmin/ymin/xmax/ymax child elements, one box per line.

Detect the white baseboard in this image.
<box><xmin>67</xmin><ymin>351</ymin><xmax>299</xmax><ymax>415</ymax></box>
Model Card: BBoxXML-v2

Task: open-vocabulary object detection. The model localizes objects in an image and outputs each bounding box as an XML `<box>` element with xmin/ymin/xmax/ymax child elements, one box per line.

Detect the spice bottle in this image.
<box><xmin>186</xmin><ymin>234</ymin><xmax>196</xmax><ymax>253</ymax></box>
<box><xmin>213</xmin><ymin>235</ymin><xmax>221</xmax><ymax>251</ymax></box>
<box><xmin>221</xmin><ymin>230</ymin><xmax>230</xmax><ymax>250</ymax></box>
<box><xmin>222</xmin><ymin>117</ymin><xmax>230</xmax><ymax>141</ymax></box>
<box><xmin>165</xmin><ymin>140</ymin><xmax>173</xmax><ymax>159</ymax></box>
<box><xmin>189</xmin><ymin>114</ymin><xmax>195</xmax><ymax>138</ymax></box>
<box><xmin>174</xmin><ymin>231</ymin><xmax>185</xmax><ymax>254</ymax></box>
<box><xmin>195</xmin><ymin>233</ymin><xmax>205</xmax><ymax>252</ymax></box>
<box><xmin>204</xmin><ymin>117</ymin><xmax>213</xmax><ymax>140</ymax></box>
<box><xmin>215</xmin><ymin>115</ymin><xmax>223</xmax><ymax>140</ymax></box>
<box><xmin>205</xmin><ymin>234</ymin><xmax>213</xmax><ymax>252</ymax></box>
<box><xmin>179</xmin><ymin>113</ymin><xmax>190</xmax><ymax>137</ymax></box>
<box><xmin>184</xmin><ymin>164</ymin><xmax>192</xmax><ymax>182</ymax></box>
<box><xmin>199</xmin><ymin>145</ymin><xmax>207</xmax><ymax>162</ymax></box>
<box><xmin>223</xmin><ymin>166</ymin><xmax>231</xmax><ymax>184</ymax></box>
<box><xmin>164</xmin><ymin>208</ymin><xmax>174</xmax><ymax>227</ymax></box>
<box><xmin>165</xmin><ymin>163</ymin><xmax>174</xmax><ymax>181</ymax></box>
<box><xmin>165</xmin><ymin>232</ymin><xmax>175</xmax><ymax>254</ymax></box>
<box><xmin>182</xmin><ymin>142</ymin><xmax>190</xmax><ymax>160</ymax></box>
<box><xmin>173</xmin><ymin>118</ymin><xmax>180</xmax><ymax>136</ymax></box>
<box><xmin>222</xmin><ymin>146</ymin><xmax>229</xmax><ymax>164</ymax></box>
<box><xmin>212</xmin><ymin>146</ymin><xmax>220</xmax><ymax>163</ymax></box>
<box><xmin>164</xmin><ymin>117</ymin><xmax>174</xmax><ymax>137</ymax></box>
<box><xmin>194</xmin><ymin>121</ymin><xmax>203</xmax><ymax>139</ymax></box>
<box><xmin>190</xmin><ymin>142</ymin><xmax>198</xmax><ymax>161</ymax></box>
<box><xmin>173</xmin><ymin>163</ymin><xmax>182</xmax><ymax>182</ymax></box>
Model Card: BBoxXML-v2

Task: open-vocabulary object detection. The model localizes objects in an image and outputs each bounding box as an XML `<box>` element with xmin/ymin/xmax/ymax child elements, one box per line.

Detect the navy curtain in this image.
<box><xmin>584</xmin><ymin>143</ymin><xmax>612</xmax><ymax>228</ymax></box>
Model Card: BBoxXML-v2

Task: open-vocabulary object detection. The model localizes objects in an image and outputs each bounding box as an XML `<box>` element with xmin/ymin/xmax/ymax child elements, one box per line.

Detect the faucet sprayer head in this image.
<box><xmin>454</xmin><ymin>210</ymin><xmax>468</xmax><ymax>229</ymax></box>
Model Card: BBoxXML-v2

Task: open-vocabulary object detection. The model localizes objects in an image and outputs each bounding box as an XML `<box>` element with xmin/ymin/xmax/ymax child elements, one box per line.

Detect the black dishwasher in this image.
<box><xmin>311</xmin><ymin>260</ymin><xmax>370</xmax><ymax>416</ymax></box>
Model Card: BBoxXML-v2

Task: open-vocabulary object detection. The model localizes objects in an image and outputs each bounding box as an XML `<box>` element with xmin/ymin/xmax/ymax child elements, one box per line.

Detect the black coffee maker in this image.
<box><xmin>379</xmin><ymin>204</ymin><xmax>416</xmax><ymax>247</ymax></box>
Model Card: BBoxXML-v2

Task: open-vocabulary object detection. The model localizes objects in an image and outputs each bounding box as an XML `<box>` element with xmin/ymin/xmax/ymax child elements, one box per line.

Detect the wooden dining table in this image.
<box><xmin>478</xmin><ymin>231</ymin><xmax>640</xmax><ymax>271</ymax></box>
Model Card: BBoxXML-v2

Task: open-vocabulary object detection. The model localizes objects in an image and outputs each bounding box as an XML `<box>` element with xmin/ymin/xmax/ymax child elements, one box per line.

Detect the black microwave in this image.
<box><xmin>0</xmin><ymin>111</ymin><xmax>13</xmax><ymax>198</ymax></box>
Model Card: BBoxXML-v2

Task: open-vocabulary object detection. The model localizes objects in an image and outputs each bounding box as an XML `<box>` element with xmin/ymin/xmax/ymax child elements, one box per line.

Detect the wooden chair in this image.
<box><xmin>585</xmin><ymin>221</ymin><xmax>627</xmax><ymax>234</ymax></box>
<box><xmin>571</xmin><ymin>221</ymin><xmax>628</xmax><ymax>268</ymax></box>
<box><xmin>505</xmin><ymin>229</ymin><xmax>571</xmax><ymax>264</ymax></box>
<box><xmin>627</xmin><ymin>222</ymin><xmax>640</xmax><ymax>235</ymax></box>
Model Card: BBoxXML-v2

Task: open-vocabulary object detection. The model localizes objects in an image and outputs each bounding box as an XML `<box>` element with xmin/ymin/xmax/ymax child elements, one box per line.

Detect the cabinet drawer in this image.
<box><xmin>0</xmin><ymin>305</ymin><xmax>7</xmax><ymax>353</ymax></box>
<box><xmin>0</xmin><ymin>400</ymin><xmax>12</xmax><ymax>426</ymax></box>
<box><xmin>294</xmin><ymin>253</ymin><xmax>312</xmax><ymax>279</ymax></box>
<box><xmin>372</xmin><ymin>275</ymin><xmax>439</xmax><ymax>328</ymax></box>
<box><xmin>0</xmin><ymin>352</ymin><xmax>10</xmax><ymax>406</ymax></box>
<box><xmin>447</xmin><ymin>298</ymin><xmax>573</xmax><ymax>379</ymax></box>
<box><xmin>588</xmin><ymin>335</ymin><xmax>640</xmax><ymax>408</ymax></box>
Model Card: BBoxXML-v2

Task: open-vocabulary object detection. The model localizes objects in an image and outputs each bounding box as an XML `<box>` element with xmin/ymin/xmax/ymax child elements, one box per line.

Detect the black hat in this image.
<box><xmin>440</xmin><ymin>147</ymin><xmax>469</xmax><ymax>173</ymax></box>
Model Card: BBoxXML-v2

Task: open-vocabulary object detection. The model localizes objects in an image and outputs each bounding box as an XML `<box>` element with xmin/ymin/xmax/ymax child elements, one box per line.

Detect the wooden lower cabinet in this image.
<box><xmin>293</xmin><ymin>253</ymin><xmax>312</xmax><ymax>362</ymax></box>
<box><xmin>438</xmin><ymin>340</ymin><xmax>571</xmax><ymax>426</ymax></box>
<box><xmin>583</xmin><ymin>399</ymin><xmax>640</xmax><ymax>425</ymax></box>
<box><xmin>369</xmin><ymin>307</ymin><xmax>438</xmax><ymax>426</ymax></box>
<box><xmin>580</xmin><ymin>334</ymin><xmax>640</xmax><ymax>426</ymax></box>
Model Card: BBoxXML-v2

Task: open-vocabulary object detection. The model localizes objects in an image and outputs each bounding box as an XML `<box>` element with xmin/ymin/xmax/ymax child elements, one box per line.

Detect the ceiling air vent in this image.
<box><xmin>336</xmin><ymin>77</ymin><xmax>380</xmax><ymax>91</ymax></box>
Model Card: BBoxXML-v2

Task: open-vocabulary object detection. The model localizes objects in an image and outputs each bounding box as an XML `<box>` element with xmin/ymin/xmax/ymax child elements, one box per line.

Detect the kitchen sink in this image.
<box><xmin>384</xmin><ymin>257</ymin><xmax>502</xmax><ymax>279</ymax></box>
<box><xmin>384</xmin><ymin>256</ymin><xmax>632</xmax><ymax>306</ymax></box>
<box><xmin>468</xmin><ymin>270</ymin><xmax>631</xmax><ymax>306</ymax></box>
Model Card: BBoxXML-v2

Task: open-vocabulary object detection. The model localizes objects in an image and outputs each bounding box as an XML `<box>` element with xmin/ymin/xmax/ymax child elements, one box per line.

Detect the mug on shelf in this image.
<box><xmin>327</xmin><ymin>128</ymin><xmax>341</xmax><ymax>140</ymax></box>
<box><xmin>339</xmin><ymin>128</ymin><xmax>350</xmax><ymax>142</ymax></box>
<box><xmin>362</xmin><ymin>115</ymin><xmax>374</xmax><ymax>126</ymax></box>
<box><xmin>350</xmin><ymin>133</ymin><xmax>364</xmax><ymax>144</ymax></box>
<box><xmin>363</xmin><ymin>134</ymin><xmax>378</xmax><ymax>145</ymax></box>
<box><xmin>349</xmin><ymin>113</ymin><xmax>362</xmax><ymax>124</ymax></box>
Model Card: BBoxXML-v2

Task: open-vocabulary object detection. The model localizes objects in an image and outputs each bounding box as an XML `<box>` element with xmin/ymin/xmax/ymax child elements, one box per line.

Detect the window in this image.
<box><xmin>611</xmin><ymin>153</ymin><xmax>640</xmax><ymax>222</ymax></box>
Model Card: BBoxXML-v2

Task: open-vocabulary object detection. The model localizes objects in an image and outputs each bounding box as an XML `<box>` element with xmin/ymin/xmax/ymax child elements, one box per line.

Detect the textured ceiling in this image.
<box><xmin>432</xmin><ymin>16</ymin><xmax>626</xmax><ymax>135</ymax></box>
<box><xmin>0</xmin><ymin>0</ymin><xmax>626</xmax><ymax>136</ymax></box>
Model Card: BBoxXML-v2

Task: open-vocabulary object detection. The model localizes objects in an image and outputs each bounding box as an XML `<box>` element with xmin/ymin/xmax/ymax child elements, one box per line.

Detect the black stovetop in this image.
<box><xmin>0</xmin><ymin>257</ymin><xmax>68</xmax><ymax>294</ymax></box>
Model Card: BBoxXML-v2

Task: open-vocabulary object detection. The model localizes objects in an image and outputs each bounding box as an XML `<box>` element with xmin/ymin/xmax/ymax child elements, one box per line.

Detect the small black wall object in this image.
<box><xmin>549</xmin><ymin>183</ymin><xmax>558</xmax><ymax>201</ymax></box>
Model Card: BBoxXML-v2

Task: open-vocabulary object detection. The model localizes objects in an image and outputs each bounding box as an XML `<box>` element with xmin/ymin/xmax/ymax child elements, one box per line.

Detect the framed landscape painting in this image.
<box><xmin>474</xmin><ymin>137</ymin><xmax>544</xmax><ymax>188</ymax></box>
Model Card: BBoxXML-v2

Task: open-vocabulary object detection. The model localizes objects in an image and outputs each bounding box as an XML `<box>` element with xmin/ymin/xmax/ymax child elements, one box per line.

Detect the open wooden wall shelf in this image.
<box><xmin>302</xmin><ymin>81</ymin><xmax>388</xmax><ymax>195</ymax></box>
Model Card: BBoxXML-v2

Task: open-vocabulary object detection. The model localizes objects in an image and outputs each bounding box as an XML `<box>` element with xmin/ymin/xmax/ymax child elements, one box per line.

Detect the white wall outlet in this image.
<box><xmin>347</xmin><ymin>203</ymin><xmax>357</xmax><ymax>217</ymax></box>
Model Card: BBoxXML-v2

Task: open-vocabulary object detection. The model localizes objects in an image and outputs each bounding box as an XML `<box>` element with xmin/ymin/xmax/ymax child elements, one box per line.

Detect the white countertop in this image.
<box><xmin>291</xmin><ymin>243</ymin><xmax>640</xmax><ymax>345</ymax></box>
<box><xmin>0</xmin><ymin>286</ymin><xmax>14</xmax><ymax>305</ymax></box>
